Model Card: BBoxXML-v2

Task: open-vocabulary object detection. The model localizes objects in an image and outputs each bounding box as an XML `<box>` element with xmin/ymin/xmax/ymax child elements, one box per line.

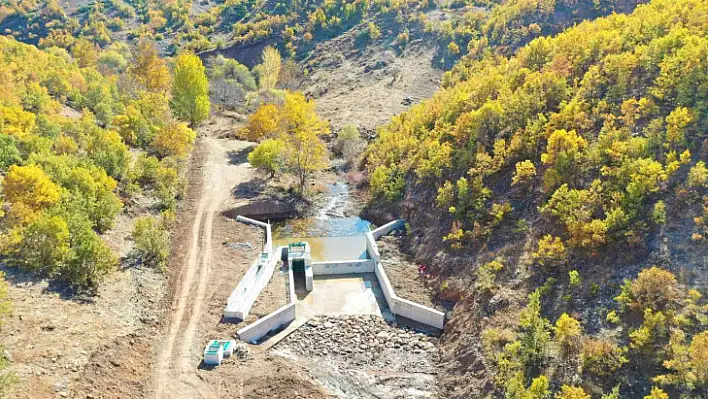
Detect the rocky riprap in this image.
<box><xmin>277</xmin><ymin>315</ymin><xmax>440</xmax><ymax>398</ymax></box>
<box><xmin>282</xmin><ymin>315</ymin><xmax>437</xmax><ymax>364</ymax></box>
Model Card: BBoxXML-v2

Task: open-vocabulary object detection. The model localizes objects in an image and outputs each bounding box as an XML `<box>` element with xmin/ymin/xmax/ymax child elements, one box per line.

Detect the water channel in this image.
<box><xmin>272</xmin><ymin>182</ymin><xmax>372</xmax><ymax>262</ymax></box>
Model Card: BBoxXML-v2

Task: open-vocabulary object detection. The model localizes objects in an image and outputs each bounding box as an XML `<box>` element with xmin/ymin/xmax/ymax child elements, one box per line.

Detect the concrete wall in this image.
<box><xmin>392</xmin><ymin>297</ymin><xmax>446</xmax><ymax>329</ymax></box>
<box><xmin>224</xmin><ymin>252</ymin><xmax>279</xmax><ymax>319</ymax></box>
<box><xmin>236</xmin><ymin>303</ymin><xmax>296</xmax><ymax>343</ymax></box>
<box><xmin>311</xmin><ymin>259</ymin><xmax>375</xmax><ymax>275</ymax></box>
<box><xmin>366</xmin><ymin>232</ymin><xmax>380</xmax><ymax>264</ymax></box>
<box><xmin>374</xmin><ymin>260</ymin><xmax>445</xmax><ymax>329</ymax></box>
<box><xmin>375</xmin><ymin>262</ymin><xmax>396</xmax><ymax>310</ymax></box>
<box><xmin>223</xmin><ymin>214</ymin><xmax>278</xmax><ymax>319</ymax></box>
<box><xmin>370</xmin><ymin>220</ymin><xmax>446</xmax><ymax>330</ymax></box>
<box><xmin>287</xmin><ymin>264</ymin><xmax>296</xmax><ymax>303</ymax></box>
<box><xmin>371</xmin><ymin>219</ymin><xmax>406</xmax><ymax>240</ymax></box>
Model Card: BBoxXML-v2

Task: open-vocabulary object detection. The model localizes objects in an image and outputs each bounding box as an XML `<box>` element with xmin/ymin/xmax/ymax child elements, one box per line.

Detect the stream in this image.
<box><xmin>273</xmin><ymin>182</ymin><xmax>372</xmax><ymax>261</ymax></box>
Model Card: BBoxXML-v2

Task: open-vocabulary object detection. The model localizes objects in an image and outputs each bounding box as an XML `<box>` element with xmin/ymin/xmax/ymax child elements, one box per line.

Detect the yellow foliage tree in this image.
<box><xmin>644</xmin><ymin>387</ymin><xmax>669</xmax><ymax>399</ymax></box>
<box><xmin>554</xmin><ymin>313</ymin><xmax>582</xmax><ymax>359</ymax></box>
<box><xmin>280</xmin><ymin>92</ymin><xmax>329</xmax><ymax>191</ymax></box>
<box><xmin>130</xmin><ymin>40</ymin><xmax>172</xmax><ymax>93</ymax></box>
<box><xmin>152</xmin><ymin>121</ymin><xmax>196</xmax><ymax>158</ymax></box>
<box><xmin>0</xmin><ymin>105</ymin><xmax>36</xmax><ymax>138</ymax></box>
<box><xmin>242</xmin><ymin>103</ymin><xmax>281</xmax><ymax>141</ymax></box>
<box><xmin>533</xmin><ymin>235</ymin><xmax>567</xmax><ymax>270</ymax></box>
<box><xmin>171</xmin><ymin>52</ymin><xmax>210</xmax><ymax>126</ymax></box>
<box><xmin>512</xmin><ymin>160</ymin><xmax>537</xmax><ymax>186</ymax></box>
<box><xmin>71</xmin><ymin>38</ymin><xmax>98</xmax><ymax>68</ymax></box>
<box><xmin>2</xmin><ymin>164</ymin><xmax>60</xmax><ymax>221</ymax></box>
<box><xmin>255</xmin><ymin>46</ymin><xmax>281</xmax><ymax>91</ymax></box>
<box><xmin>555</xmin><ymin>385</ymin><xmax>590</xmax><ymax>399</ymax></box>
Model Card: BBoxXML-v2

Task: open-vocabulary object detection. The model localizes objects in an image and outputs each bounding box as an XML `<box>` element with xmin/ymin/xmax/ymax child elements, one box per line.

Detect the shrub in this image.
<box><xmin>368</xmin><ymin>22</ymin><xmax>382</xmax><ymax>40</ymax></box>
<box><xmin>555</xmin><ymin>385</ymin><xmax>590</xmax><ymax>399</ymax></box>
<box><xmin>335</xmin><ymin>125</ymin><xmax>364</xmax><ymax>161</ymax></box>
<box><xmin>476</xmin><ymin>258</ymin><xmax>504</xmax><ymax>293</ymax></box>
<box><xmin>132</xmin><ymin>216</ymin><xmax>169</xmax><ymax>268</ymax></box>
<box><xmin>568</xmin><ymin>270</ymin><xmax>582</xmax><ymax>287</ymax></box>
<box><xmin>644</xmin><ymin>387</ymin><xmax>669</xmax><ymax>399</ymax></box>
<box><xmin>59</xmin><ymin>222</ymin><xmax>117</xmax><ymax>291</ymax></box>
<box><xmin>615</xmin><ymin>266</ymin><xmax>683</xmax><ymax>312</ymax></box>
<box><xmin>248</xmin><ymin>138</ymin><xmax>285</xmax><ymax>178</ymax></box>
<box><xmin>512</xmin><ymin>160</ymin><xmax>536</xmax><ymax>187</ymax></box>
<box><xmin>655</xmin><ymin>330</ymin><xmax>708</xmax><ymax>390</ymax></box>
<box><xmin>687</xmin><ymin>161</ymin><xmax>707</xmax><ymax>189</ymax></box>
<box><xmin>554</xmin><ymin>313</ymin><xmax>582</xmax><ymax>359</ymax></box>
<box><xmin>370</xmin><ymin>165</ymin><xmax>405</xmax><ymax>202</ymax></box>
<box><xmin>533</xmin><ymin>235</ymin><xmax>567</xmax><ymax>271</ymax></box>
<box><xmin>581</xmin><ymin>338</ymin><xmax>628</xmax><ymax>377</ymax></box>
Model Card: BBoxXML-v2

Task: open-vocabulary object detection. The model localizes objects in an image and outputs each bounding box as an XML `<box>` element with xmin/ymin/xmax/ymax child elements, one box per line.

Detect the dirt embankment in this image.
<box><xmin>378</xmin><ymin>235</ymin><xmax>447</xmax><ymax>313</ymax></box>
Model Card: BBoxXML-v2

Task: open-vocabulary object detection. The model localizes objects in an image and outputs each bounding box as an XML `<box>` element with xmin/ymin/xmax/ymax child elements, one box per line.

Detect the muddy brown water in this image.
<box><xmin>273</xmin><ymin>182</ymin><xmax>372</xmax><ymax>261</ymax></box>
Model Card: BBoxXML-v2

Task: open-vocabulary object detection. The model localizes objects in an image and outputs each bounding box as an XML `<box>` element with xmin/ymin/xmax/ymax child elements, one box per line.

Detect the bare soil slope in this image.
<box><xmin>300</xmin><ymin>29</ymin><xmax>442</xmax><ymax>131</ymax></box>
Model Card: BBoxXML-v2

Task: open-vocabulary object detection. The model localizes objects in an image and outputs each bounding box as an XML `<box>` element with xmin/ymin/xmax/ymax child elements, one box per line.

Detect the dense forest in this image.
<box><xmin>365</xmin><ymin>0</ymin><xmax>708</xmax><ymax>398</ymax></box>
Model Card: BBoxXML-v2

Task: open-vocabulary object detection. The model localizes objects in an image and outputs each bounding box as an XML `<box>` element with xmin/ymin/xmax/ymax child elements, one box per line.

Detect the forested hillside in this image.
<box><xmin>1</xmin><ymin>0</ymin><xmax>704</xmax><ymax>398</ymax></box>
<box><xmin>0</xmin><ymin>35</ymin><xmax>205</xmax><ymax>292</ymax></box>
<box><xmin>1</xmin><ymin>0</ymin><xmax>648</xmax><ymax>66</ymax></box>
<box><xmin>365</xmin><ymin>0</ymin><xmax>708</xmax><ymax>397</ymax></box>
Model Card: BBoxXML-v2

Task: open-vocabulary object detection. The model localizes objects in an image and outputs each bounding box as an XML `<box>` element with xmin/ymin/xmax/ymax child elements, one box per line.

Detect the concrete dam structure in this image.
<box><xmin>225</xmin><ymin>217</ymin><xmax>446</xmax><ymax>344</ymax></box>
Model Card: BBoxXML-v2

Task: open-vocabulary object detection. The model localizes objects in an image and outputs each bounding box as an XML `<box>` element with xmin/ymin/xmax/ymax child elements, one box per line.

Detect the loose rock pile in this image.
<box><xmin>278</xmin><ymin>315</ymin><xmax>440</xmax><ymax>397</ymax></box>
<box><xmin>283</xmin><ymin>315</ymin><xmax>437</xmax><ymax>363</ymax></box>
<box><xmin>233</xmin><ymin>342</ymin><xmax>251</xmax><ymax>360</ymax></box>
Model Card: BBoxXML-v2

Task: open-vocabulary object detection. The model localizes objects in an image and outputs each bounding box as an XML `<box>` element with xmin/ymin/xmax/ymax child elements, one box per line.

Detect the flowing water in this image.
<box><xmin>273</xmin><ymin>182</ymin><xmax>372</xmax><ymax>261</ymax></box>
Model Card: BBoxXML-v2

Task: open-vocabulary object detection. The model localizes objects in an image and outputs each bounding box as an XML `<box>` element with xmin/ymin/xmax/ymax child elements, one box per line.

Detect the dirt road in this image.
<box><xmin>152</xmin><ymin>133</ymin><xmax>255</xmax><ymax>399</ymax></box>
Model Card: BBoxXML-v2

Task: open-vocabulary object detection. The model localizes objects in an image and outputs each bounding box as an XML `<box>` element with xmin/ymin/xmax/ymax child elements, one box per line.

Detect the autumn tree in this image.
<box><xmin>152</xmin><ymin>121</ymin><xmax>196</xmax><ymax>158</ymax></box>
<box><xmin>71</xmin><ymin>38</ymin><xmax>98</xmax><ymax>68</ymax></box>
<box><xmin>512</xmin><ymin>160</ymin><xmax>536</xmax><ymax>187</ymax></box>
<box><xmin>615</xmin><ymin>267</ymin><xmax>683</xmax><ymax>313</ymax></box>
<box><xmin>554</xmin><ymin>313</ymin><xmax>582</xmax><ymax>359</ymax></box>
<box><xmin>242</xmin><ymin>103</ymin><xmax>281</xmax><ymax>141</ymax></box>
<box><xmin>130</xmin><ymin>40</ymin><xmax>171</xmax><ymax>93</ymax></box>
<box><xmin>3</xmin><ymin>164</ymin><xmax>60</xmax><ymax>221</ymax></box>
<box><xmin>255</xmin><ymin>46</ymin><xmax>281</xmax><ymax>91</ymax></box>
<box><xmin>280</xmin><ymin>92</ymin><xmax>329</xmax><ymax>191</ymax></box>
<box><xmin>533</xmin><ymin>235</ymin><xmax>567</xmax><ymax>271</ymax></box>
<box><xmin>248</xmin><ymin>138</ymin><xmax>285</xmax><ymax>178</ymax></box>
<box><xmin>171</xmin><ymin>52</ymin><xmax>210</xmax><ymax>127</ymax></box>
<box><xmin>3</xmin><ymin>213</ymin><xmax>70</xmax><ymax>274</ymax></box>
<box><xmin>644</xmin><ymin>387</ymin><xmax>669</xmax><ymax>399</ymax></box>
<box><xmin>655</xmin><ymin>330</ymin><xmax>708</xmax><ymax>391</ymax></box>
<box><xmin>555</xmin><ymin>385</ymin><xmax>590</xmax><ymax>399</ymax></box>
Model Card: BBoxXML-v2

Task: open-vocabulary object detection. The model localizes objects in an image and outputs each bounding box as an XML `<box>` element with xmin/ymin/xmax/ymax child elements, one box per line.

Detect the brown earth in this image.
<box><xmin>302</xmin><ymin>30</ymin><xmax>442</xmax><ymax>131</ymax></box>
<box><xmin>377</xmin><ymin>235</ymin><xmax>446</xmax><ymax>313</ymax></box>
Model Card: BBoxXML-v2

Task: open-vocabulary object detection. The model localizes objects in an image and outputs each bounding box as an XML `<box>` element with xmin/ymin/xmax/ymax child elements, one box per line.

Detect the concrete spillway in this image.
<box><xmin>230</xmin><ymin>218</ymin><xmax>446</xmax><ymax>344</ymax></box>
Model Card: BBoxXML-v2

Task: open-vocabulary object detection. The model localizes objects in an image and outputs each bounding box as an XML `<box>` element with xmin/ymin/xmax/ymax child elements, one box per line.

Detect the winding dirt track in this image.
<box><xmin>152</xmin><ymin>135</ymin><xmax>254</xmax><ymax>399</ymax></box>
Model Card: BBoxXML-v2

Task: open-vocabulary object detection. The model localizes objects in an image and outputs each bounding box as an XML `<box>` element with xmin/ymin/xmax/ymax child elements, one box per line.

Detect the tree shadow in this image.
<box><xmin>227</xmin><ymin>146</ymin><xmax>254</xmax><ymax>165</ymax></box>
<box><xmin>233</xmin><ymin>178</ymin><xmax>268</xmax><ymax>200</ymax></box>
<box><xmin>1</xmin><ymin>265</ymin><xmax>96</xmax><ymax>303</ymax></box>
